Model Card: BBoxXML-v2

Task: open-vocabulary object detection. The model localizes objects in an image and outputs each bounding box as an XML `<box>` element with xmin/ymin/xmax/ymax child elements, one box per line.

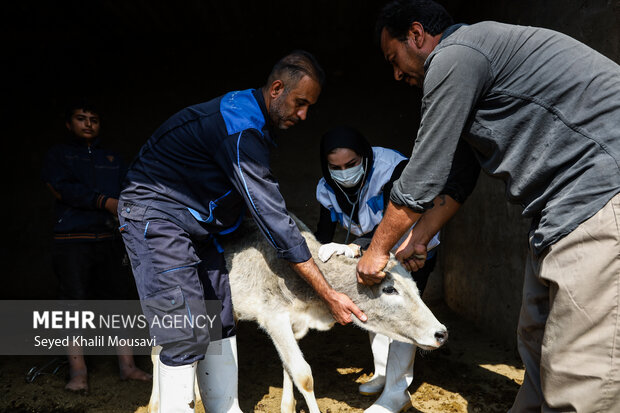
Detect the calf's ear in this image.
<box><xmin>383</xmin><ymin>256</ymin><xmax>400</xmax><ymax>274</ymax></box>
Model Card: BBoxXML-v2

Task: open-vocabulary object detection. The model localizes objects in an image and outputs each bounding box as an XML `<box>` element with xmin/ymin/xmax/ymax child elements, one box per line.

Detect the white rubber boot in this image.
<box><xmin>158</xmin><ymin>360</ymin><xmax>197</xmax><ymax>413</ymax></box>
<box><xmin>359</xmin><ymin>332</ymin><xmax>390</xmax><ymax>395</ymax></box>
<box><xmin>196</xmin><ymin>336</ymin><xmax>244</xmax><ymax>413</ymax></box>
<box><xmin>364</xmin><ymin>341</ymin><xmax>415</xmax><ymax>413</ymax></box>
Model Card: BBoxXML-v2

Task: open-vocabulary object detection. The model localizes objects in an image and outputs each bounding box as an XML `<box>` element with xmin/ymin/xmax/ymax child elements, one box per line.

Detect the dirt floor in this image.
<box><xmin>0</xmin><ymin>300</ymin><xmax>523</xmax><ymax>413</ymax></box>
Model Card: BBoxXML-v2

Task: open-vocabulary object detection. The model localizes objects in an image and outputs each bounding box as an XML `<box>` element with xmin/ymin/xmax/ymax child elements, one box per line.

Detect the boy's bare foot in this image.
<box><xmin>65</xmin><ymin>369</ymin><xmax>88</xmax><ymax>392</ymax></box>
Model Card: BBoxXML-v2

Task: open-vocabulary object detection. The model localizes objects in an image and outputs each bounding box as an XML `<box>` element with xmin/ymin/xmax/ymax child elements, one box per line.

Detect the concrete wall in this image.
<box><xmin>441</xmin><ymin>0</ymin><xmax>620</xmax><ymax>347</ymax></box>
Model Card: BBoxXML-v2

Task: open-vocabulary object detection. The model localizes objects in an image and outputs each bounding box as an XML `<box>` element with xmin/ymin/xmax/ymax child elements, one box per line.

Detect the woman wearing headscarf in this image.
<box><xmin>315</xmin><ymin>126</ymin><xmax>440</xmax><ymax>412</ymax></box>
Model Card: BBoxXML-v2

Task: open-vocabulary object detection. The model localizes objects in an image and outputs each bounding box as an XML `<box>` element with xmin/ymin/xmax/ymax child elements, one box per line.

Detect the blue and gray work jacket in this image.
<box><xmin>119</xmin><ymin>88</ymin><xmax>311</xmax><ymax>263</ymax></box>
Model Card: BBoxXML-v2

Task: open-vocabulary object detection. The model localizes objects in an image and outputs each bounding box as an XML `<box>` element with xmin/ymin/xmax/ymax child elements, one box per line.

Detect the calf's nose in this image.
<box><xmin>435</xmin><ymin>329</ymin><xmax>448</xmax><ymax>345</ymax></box>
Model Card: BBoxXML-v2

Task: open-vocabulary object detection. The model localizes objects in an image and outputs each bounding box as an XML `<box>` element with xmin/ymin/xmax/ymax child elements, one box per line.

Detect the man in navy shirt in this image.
<box><xmin>119</xmin><ymin>50</ymin><xmax>367</xmax><ymax>412</ymax></box>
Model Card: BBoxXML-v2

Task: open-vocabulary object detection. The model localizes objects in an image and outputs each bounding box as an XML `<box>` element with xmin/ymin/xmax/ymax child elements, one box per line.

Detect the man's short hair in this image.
<box><xmin>375</xmin><ymin>0</ymin><xmax>454</xmax><ymax>42</ymax></box>
<box><xmin>64</xmin><ymin>99</ymin><xmax>100</xmax><ymax>123</ymax></box>
<box><xmin>266</xmin><ymin>50</ymin><xmax>326</xmax><ymax>90</ymax></box>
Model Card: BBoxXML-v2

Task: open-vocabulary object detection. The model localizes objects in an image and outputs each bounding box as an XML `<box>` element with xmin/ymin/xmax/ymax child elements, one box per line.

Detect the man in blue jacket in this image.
<box><xmin>118</xmin><ymin>50</ymin><xmax>367</xmax><ymax>412</ymax></box>
<box><xmin>42</xmin><ymin>101</ymin><xmax>151</xmax><ymax>392</ymax></box>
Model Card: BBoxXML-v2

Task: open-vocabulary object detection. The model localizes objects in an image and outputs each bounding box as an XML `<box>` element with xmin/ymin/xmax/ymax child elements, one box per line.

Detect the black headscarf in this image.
<box><xmin>319</xmin><ymin>126</ymin><xmax>374</xmax><ymax>224</ymax></box>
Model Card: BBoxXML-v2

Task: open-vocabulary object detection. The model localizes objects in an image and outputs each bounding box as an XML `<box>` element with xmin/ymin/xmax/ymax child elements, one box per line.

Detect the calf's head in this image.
<box><xmin>354</xmin><ymin>259</ymin><xmax>448</xmax><ymax>350</ymax></box>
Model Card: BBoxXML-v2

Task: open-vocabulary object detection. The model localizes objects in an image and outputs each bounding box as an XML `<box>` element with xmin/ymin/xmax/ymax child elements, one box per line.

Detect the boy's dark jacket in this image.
<box><xmin>42</xmin><ymin>137</ymin><xmax>126</xmax><ymax>242</ymax></box>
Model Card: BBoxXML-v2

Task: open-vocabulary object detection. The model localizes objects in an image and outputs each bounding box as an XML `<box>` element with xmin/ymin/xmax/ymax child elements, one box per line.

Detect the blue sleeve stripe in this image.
<box><xmin>143</xmin><ymin>221</ymin><xmax>150</xmax><ymax>240</ymax></box>
<box><xmin>187</xmin><ymin>207</ymin><xmax>209</xmax><ymax>223</ymax></box>
<box><xmin>215</xmin><ymin>189</ymin><xmax>232</xmax><ymax>202</ymax></box>
<box><xmin>236</xmin><ymin>132</ymin><xmax>279</xmax><ymax>248</ymax></box>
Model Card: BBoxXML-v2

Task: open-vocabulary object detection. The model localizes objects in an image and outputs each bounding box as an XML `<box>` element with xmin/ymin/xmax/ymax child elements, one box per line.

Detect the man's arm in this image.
<box><xmin>396</xmin><ymin>194</ymin><xmax>461</xmax><ymax>271</ymax></box>
<box><xmin>390</xmin><ymin>46</ymin><xmax>490</xmax><ymax>211</ymax></box>
<box><xmin>357</xmin><ymin>46</ymin><xmax>490</xmax><ymax>284</ymax></box>
<box><xmin>397</xmin><ymin>140</ymin><xmax>480</xmax><ymax>270</ymax></box>
<box><xmin>356</xmin><ymin>201</ymin><xmax>421</xmax><ymax>285</ymax></box>
<box><xmin>216</xmin><ymin>130</ymin><xmax>311</xmax><ymax>261</ymax></box>
<box><xmin>290</xmin><ymin>259</ymin><xmax>367</xmax><ymax>325</ymax></box>
<box><xmin>216</xmin><ymin>130</ymin><xmax>366</xmax><ymax>325</ymax></box>
<box><xmin>356</xmin><ymin>195</ymin><xmax>459</xmax><ymax>284</ymax></box>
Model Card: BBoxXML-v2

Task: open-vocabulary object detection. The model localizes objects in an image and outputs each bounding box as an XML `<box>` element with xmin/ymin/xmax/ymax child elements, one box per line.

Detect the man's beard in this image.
<box><xmin>270</xmin><ymin>93</ymin><xmax>298</xmax><ymax>130</ymax></box>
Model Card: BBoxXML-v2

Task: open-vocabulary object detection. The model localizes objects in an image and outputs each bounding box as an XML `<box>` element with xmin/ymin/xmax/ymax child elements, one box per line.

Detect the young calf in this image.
<box><xmin>149</xmin><ymin>215</ymin><xmax>447</xmax><ymax>412</ymax></box>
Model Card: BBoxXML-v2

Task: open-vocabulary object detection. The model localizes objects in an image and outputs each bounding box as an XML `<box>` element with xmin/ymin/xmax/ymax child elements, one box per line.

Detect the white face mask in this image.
<box><xmin>330</xmin><ymin>161</ymin><xmax>365</xmax><ymax>188</ymax></box>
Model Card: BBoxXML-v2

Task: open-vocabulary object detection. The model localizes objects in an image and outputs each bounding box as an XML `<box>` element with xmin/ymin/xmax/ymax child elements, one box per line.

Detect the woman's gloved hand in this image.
<box><xmin>318</xmin><ymin>242</ymin><xmax>362</xmax><ymax>262</ymax></box>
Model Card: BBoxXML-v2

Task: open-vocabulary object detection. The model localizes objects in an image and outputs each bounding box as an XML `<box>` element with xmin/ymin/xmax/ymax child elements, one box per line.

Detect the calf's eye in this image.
<box><xmin>382</xmin><ymin>286</ymin><xmax>398</xmax><ymax>295</ymax></box>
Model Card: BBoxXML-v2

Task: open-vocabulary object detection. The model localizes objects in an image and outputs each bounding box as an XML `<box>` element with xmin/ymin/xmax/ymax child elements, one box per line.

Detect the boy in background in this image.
<box><xmin>42</xmin><ymin>101</ymin><xmax>151</xmax><ymax>392</ymax></box>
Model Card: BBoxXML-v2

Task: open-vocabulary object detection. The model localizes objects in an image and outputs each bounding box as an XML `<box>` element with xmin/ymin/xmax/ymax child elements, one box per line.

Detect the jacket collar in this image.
<box><xmin>439</xmin><ymin>23</ymin><xmax>467</xmax><ymax>43</ymax></box>
<box><xmin>68</xmin><ymin>136</ymin><xmax>100</xmax><ymax>149</ymax></box>
<box><xmin>251</xmin><ymin>88</ymin><xmax>276</xmax><ymax>145</ymax></box>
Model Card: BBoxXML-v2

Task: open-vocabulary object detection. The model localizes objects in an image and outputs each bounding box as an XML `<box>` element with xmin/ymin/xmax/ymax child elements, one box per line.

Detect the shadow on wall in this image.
<box><xmin>442</xmin><ymin>175</ymin><xmax>529</xmax><ymax>349</ymax></box>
